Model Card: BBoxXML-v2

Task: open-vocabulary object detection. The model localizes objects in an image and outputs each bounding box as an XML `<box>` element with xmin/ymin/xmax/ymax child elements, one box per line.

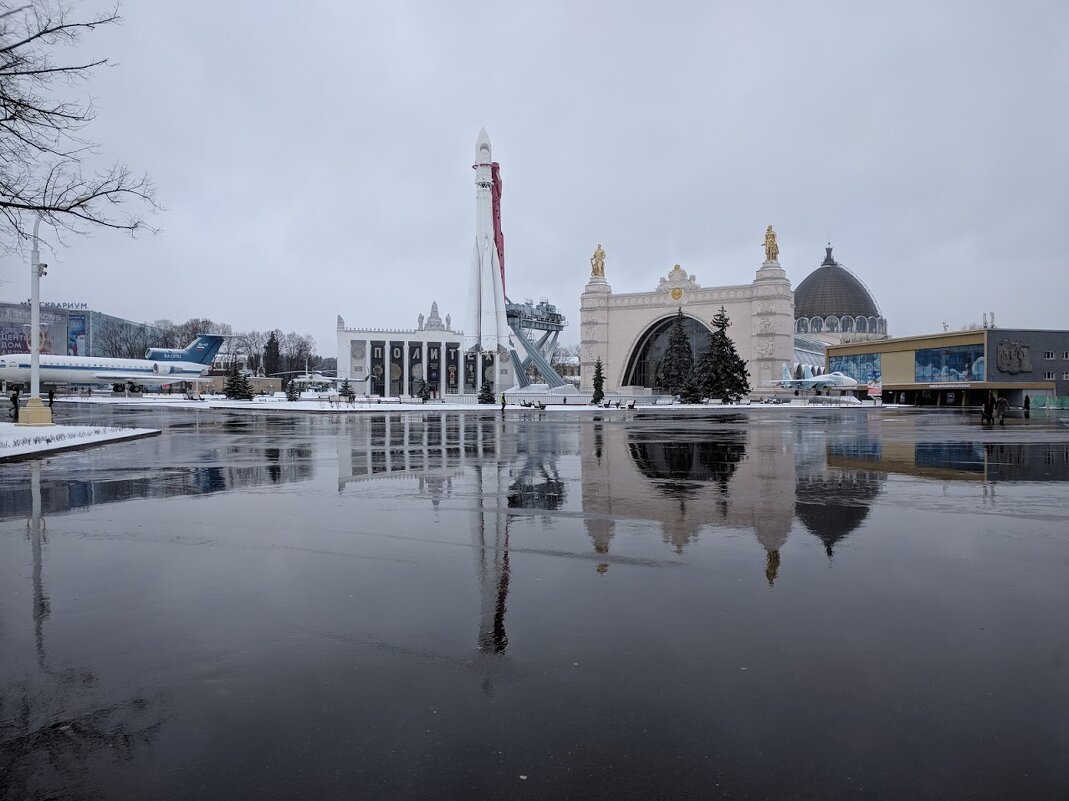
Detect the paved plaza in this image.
<box><xmin>1</xmin><ymin>406</ymin><xmax>1067</xmax><ymax>800</ymax></box>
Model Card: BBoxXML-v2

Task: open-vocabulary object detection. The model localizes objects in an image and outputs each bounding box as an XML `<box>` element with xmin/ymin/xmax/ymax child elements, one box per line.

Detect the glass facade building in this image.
<box><xmin>622</xmin><ymin>317</ymin><xmax>712</xmax><ymax>390</ymax></box>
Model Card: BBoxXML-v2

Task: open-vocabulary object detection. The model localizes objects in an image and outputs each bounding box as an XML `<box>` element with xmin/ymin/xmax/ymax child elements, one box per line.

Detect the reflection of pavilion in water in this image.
<box><xmin>581</xmin><ymin>417</ymin><xmax>887</xmax><ymax>582</ymax></box>
<box><xmin>0</xmin><ymin>443</ymin><xmax>314</xmax><ymax>522</ymax></box>
<box><xmin>337</xmin><ymin>413</ymin><xmax>573</xmax><ymax>655</ymax></box>
<box><xmin>582</xmin><ymin>419</ymin><xmax>796</xmax><ymax>581</ymax></box>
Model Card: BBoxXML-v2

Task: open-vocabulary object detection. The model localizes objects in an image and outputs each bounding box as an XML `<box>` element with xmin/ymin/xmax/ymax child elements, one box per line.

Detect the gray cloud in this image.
<box><xmin>4</xmin><ymin>0</ymin><xmax>1066</xmax><ymax>351</ymax></box>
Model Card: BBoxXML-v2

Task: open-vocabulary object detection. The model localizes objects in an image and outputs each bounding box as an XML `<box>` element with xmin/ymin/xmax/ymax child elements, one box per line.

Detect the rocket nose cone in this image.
<box><xmin>476</xmin><ymin>127</ymin><xmax>492</xmax><ymax>161</ymax></box>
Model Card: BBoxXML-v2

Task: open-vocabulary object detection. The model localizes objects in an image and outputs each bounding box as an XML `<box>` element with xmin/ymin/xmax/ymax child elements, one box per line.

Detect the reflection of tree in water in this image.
<box><xmin>627</xmin><ymin>433</ymin><xmax>747</xmax><ymax>551</ymax></box>
<box><xmin>629</xmin><ymin>436</ymin><xmax>747</xmax><ymax>500</ymax></box>
<box><xmin>794</xmin><ymin>468</ymin><xmax>883</xmax><ymax>557</ymax></box>
<box><xmin>0</xmin><ymin>679</ymin><xmax>165</xmax><ymax>799</ymax></box>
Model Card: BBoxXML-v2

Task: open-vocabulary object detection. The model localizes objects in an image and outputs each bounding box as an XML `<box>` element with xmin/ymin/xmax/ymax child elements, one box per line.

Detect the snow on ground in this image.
<box><xmin>0</xmin><ymin>422</ymin><xmax>159</xmax><ymax>461</ymax></box>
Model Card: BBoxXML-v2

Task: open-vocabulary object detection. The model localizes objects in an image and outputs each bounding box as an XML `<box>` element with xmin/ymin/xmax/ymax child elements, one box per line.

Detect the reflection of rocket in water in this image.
<box><xmin>472</xmin><ymin>463</ymin><xmax>510</xmax><ymax>654</ymax></box>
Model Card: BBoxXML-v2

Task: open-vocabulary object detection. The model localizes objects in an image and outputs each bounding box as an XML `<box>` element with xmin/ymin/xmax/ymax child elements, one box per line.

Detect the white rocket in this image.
<box><xmin>464</xmin><ymin>128</ymin><xmax>511</xmax><ymax>354</ymax></box>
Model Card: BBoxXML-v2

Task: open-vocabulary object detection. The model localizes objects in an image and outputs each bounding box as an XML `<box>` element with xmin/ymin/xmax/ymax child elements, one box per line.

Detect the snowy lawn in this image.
<box><xmin>0</xmin><ymin>422</ymin><xmax>159</xmax><ymax>461</ymax></box>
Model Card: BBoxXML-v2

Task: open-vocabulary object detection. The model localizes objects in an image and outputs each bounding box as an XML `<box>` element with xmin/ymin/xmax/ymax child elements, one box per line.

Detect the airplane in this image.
<box><xmin>776</xmin><ymin>363</ymin><xmax>860</xmax><ymax>392</ymax></box>
<box><xmin>0</xmin><ymin>334</ymin><xmax>225</xmax><ymax>390</ymax></box>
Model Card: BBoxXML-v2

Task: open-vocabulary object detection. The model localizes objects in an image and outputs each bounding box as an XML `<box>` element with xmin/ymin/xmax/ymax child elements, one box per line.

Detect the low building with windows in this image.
<box><xmin>826</xmin><ymin>328</ymin><xmax>1069</xmax><ymax>406</ymax></box>
<box><xmin>337</xmin><ymin>302</ymin><xmax>469</xmax><ymax>398</ymax></box>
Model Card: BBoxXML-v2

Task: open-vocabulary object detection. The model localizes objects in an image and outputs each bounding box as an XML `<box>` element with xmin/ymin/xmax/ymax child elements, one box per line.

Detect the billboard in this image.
<box><xmin>67</xmin><ymin>311</ymin><xmax>88</xmax><ymax>356</ymax></box>
<box><xmin>0</xmin><ymin>305</ymin><xmax>68</xmax><ymax>355</ymax></box>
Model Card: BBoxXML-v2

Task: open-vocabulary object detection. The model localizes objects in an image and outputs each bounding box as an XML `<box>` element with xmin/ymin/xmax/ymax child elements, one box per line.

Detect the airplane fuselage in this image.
<box><xmin>0</xmin><ymin>353</ymin><xmax>208</xmax><ymax>386</ymax></box>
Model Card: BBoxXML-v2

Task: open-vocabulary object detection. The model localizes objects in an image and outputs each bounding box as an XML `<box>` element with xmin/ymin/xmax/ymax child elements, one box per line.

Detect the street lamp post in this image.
<box><xmin>17</xmin><ymin>217</ymin><xmax>53</xmax><ymax>426</ymax></box>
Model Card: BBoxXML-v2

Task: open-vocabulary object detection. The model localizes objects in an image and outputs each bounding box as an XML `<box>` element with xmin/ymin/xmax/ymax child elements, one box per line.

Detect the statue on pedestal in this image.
<box><xmin>590</xmin><ymin>244</ymin><xmax>606</xmax><ymax>279</ymax></box>
<box><xmin>763</xmin><ymin>225</ymin><xmax>779</xmax><ymax>263</ymax></box>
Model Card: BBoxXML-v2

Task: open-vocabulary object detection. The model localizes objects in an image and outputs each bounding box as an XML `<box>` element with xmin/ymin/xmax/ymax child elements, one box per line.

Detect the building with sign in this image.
<box><xmin>826</xmin><ymin>328</ymin><xmax>1069</xmax><ymax>406</ymax></box>
<box><xmin>0</xmin><ymin>301</ymin><xmax>160</xmax><ymax>358</ymax></box>
<box><xmin>336</xmin><ymin>302</ymin><xmax>468</xmax><ymax>397</ymax></box>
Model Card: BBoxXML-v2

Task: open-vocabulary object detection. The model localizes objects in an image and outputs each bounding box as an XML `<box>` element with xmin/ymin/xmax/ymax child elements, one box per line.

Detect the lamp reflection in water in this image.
<box><xmin>29</xmin><ymin>460</ymin><xmax>51</xmax><ymax>670</ymax></box>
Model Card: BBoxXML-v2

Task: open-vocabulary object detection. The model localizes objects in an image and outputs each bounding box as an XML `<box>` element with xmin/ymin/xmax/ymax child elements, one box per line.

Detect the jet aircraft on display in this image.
<box><xmin>0</xmin><ymin>335</ymin><xmax>225</xmax><ymax>390</ymax></box>
<box><xmin>776</xmin><ymin>364</ymin><xmax>860</xmax><ymax>392</ymax></box>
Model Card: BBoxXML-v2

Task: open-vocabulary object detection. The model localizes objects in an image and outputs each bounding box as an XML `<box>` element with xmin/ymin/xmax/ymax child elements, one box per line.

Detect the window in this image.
<box><xmin>1062</xmin><ymin>372</ymin><xmax>1069</xmax><ymax>380</ymax></box>
<box><xmin>915</xmin><ymin>344</ymin><xmax>985</xmax><ymax>383</ymax></box>
<box><xmin>830</xmin><ymin>352</ymin><xmax>882</xmax><ymax>383</ymax></box>
<box><xmin>1044</xmin><ymin>351</ymin><xmax>1055</xmax><ymax>359</ymax></box>
<box><xmin>1045</xmin><ymin>371</ymin><xmax>1055</xmax><ymax>380</ymax></box>
<box><xmin>1063</xmin><ymin>351</ymin><xmax>1069</xmax><ymax>360</ymax></box>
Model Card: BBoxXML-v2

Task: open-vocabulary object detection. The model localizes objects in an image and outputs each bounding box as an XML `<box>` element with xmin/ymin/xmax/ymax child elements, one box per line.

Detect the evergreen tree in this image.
<box><xmin>285</xmin><ymin>378</ymin><xmax>300</xmax><ymax>402</ymax></box>
<box><xmin>697</xmin><ymin>307</ymin><xmax>751</xmax><ymax>404</ymax></box>
<box><xmin>339</xmin><ymin>378</ymin><xmax>354</xmax><ymax>400</ymax></box>
<box><xmin>223</xmin><ymin>362</ymin><xmax>254</xmax><ymax>400</ymax></box>
<box><xmin>264</xmin><ymin>331</ymin><xmax>281</xmax><ymax>377</ymax></box>
<box><xmin>477</xmin><ymin>381</ymin><xmax>495</xmax><ymax>404</ymax></box>
<box><xmin>657</xmin><ymin>308</ymin><xmax>694</xmax><ymax>395</ymax></box>
<box><xmin>416</xmin><ymin>380</ymin><xmax>431</xmax><ymax>402</ymax></box>
<box><xmin>591</xmin><ymin>357</ymin><xmax>605</xmax><ymax>405</ymax></box>
<box><xmin>680</xmin><ymin>371</ymin><xmax>705</xmax><ymax>404</ymax></box>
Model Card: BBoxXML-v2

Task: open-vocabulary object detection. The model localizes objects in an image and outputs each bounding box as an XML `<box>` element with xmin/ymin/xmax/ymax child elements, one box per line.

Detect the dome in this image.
<box><xmin>794</xmin><ymin>246</ymin><xmax>880</xmax><ymax>319</ymax></box>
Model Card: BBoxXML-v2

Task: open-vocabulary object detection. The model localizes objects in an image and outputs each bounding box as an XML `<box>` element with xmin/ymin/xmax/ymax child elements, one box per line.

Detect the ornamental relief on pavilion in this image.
<box><xmin>608</xmin><ymin>288</ymin><xmax>753</xmax><ymax>310</ymax></box>
<box><xmin>996</xmin><ymin>340</ymin><xmax>1032</xmax><ymax>374</ymax></box>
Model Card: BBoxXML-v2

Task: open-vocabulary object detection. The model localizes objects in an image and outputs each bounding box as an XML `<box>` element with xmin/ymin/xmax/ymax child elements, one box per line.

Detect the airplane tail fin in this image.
<box><xmin>146</xmin><ymin>335</ymin><xmax>226</xmax><ymax>365</ymax></box>
<box><xmin>802</xmin><ymin>364</ymin><xmax>814</xmax><ymax>380</ymax></box>
<box><xmin>782</xmin><ymin>364</ymin><xmax>792</xmax><ymax>382</ymax></box>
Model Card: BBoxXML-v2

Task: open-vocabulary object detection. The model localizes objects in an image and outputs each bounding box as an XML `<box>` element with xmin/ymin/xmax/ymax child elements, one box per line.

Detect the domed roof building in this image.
<box><xmin>794</xmin><ymin>246</ymin><xmax>887</xmax><ymax>344</ymax></box>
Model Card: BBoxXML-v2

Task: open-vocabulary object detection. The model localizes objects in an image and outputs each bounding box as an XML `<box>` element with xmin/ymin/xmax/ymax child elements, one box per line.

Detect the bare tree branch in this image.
<box><xmin>0</xmin><ymin>1</ymin><xmax>156</xmax><ymax>253</ymax></box>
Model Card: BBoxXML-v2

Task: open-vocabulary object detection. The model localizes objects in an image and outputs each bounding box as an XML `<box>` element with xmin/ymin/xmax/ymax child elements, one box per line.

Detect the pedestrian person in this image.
<box><xmin>982</xmin><ymin>393</ymin><xmax>994</xmax><ymax>424</ymax></box>
<box><xmin>10</xmin><ymin>389</ymin><xmax>19</xmax><ymax>422</ymax></box>
<box><xmin>996</xmin><ymin>396</ymin><xmax>1009</xmax><ymax>425</ymax></box>
<box><xmin>1024</xmin><ymin>395</ymin><xmax>1031</xmax><ymax>418</ymax></box>
<box><xmin>47</xmin><ymin>388</ymin><xmax>54</xmax><ymax>408</ymax></box>
<box><xmin>500</xmin><ymin>393</ymin><xmax>506</xmax><ymax>413</ymax></box>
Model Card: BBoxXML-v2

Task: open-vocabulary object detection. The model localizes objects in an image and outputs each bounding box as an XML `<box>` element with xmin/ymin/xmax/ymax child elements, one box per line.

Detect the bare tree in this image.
<box><xmin>91</xmin><ymin>314</ymin><xmax>152</xmax><ymax>358</ymax></box>
<box><xmin>237</xmin><ymin>329</ymin><xmax>267</xmax><ymax>375</ymax></box>
<box><xmin>151</xmin><ymin>319</ymin><xmax>179</xmax><ymax>348</ymax></box>
<box><xmin>171</xmin><ymin>318</ymin><xmax>229</xmax><ymax>347</ymax></box>
<box><xmin>280</xmin><ymin>332</ymin><xmax>316</xmax><ymax>375</ymax></box>
<box><xmin>0</xmin><ymin>1</ymin><xmax>157</xmax><ymax>253</ymax></box>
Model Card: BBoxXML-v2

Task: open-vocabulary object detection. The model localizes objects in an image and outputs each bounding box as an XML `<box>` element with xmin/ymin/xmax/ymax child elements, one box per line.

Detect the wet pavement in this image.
<box><xmin>2</xmin><ymin>405</ymin><xmax>1068</xmax><ymax>800</ymax></box>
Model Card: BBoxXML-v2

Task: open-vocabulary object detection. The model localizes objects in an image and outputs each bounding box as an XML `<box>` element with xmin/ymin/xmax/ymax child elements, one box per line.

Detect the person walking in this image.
<box><xmin>500</xmin><ymin>393</ymin><xmax>506</xmax><ymax>413</ymax></box>
<box><xmin>982</xmin><ymin>393</ymin><xmax>994</xmax><ymax>425</ymax></box>
<box><xmin>1024</xmin><ymin>395</ymin><xmax>1031</xmax><ymax>418</ymax></box>
<box><xmin>10</xmin><ymin>389</ymin><xmax>19</xmax><ymax>423</ymax></box>
<box><xmin>996</xmin><ymin>395</ymin><xmax>1009</xmax><ymax>425</ymax></box>
<box><xmin>47</xmin><ymin>388</ymin><xmax>54</xmax><ymax>408</ymax></box>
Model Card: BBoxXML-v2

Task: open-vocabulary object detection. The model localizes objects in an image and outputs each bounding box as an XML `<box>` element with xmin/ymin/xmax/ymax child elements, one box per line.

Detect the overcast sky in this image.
<box><xmin>3</xmin><ymin>0</ymin><xmax>1067</xmax><ymax>354</ymax></box>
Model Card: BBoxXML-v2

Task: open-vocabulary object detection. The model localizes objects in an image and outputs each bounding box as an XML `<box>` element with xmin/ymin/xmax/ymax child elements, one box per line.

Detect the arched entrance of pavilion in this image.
<box><xmin>620</xmin><ymin>313</ymin><xmax>713</xmax><ymax>392</ymax></box>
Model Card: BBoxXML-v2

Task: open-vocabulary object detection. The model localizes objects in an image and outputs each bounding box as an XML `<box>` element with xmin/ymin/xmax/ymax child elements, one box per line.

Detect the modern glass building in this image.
<box><xmin>827</xmin><ymin>329</ymin><xmax>1069</xmax><ymax>406</ymax></box>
